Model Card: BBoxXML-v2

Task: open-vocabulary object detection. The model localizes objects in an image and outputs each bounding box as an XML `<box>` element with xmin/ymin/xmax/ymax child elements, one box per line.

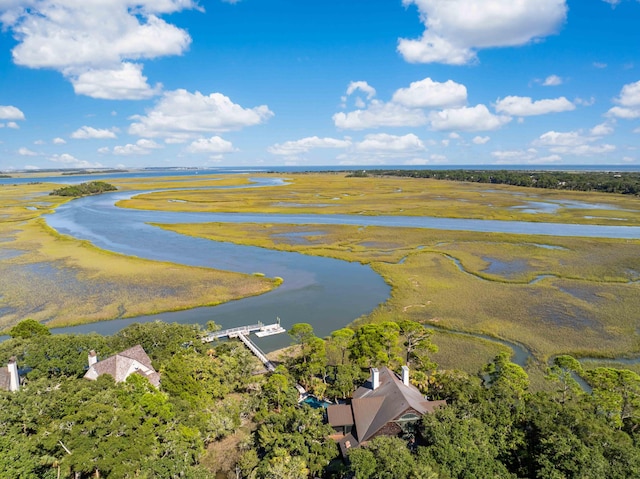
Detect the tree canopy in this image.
<box><xmin>2</xmin><ymin>319</ymin><xmax>640</xmax><ymax>478</ymax></box>
<box><xmin>49</xmin><ymin>181</ymin><xmax>117</xmax><ymax>197</ymax></box>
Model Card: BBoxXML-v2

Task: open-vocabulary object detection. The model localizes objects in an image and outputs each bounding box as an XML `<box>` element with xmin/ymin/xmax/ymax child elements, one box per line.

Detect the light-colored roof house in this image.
<box><xmin>327</xmin><ymin>366</ymin><xmax>445</xmax><ymax>455</ymax></box>
<box><xmin>84</xmin><ymin>345</ymin><xmax>160</xmax><ymax>387</ymax></box>
<box><xmin>0</xmin><ymin>357</ymin><xmax>20</xmax><ymax>392</ymax></box>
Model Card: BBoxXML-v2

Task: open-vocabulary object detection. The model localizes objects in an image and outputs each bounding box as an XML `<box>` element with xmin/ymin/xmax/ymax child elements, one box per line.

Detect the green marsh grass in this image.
<box><xmin>0</xmin><ymin>183</ymin><xmax>279</xmax><ymax>330</ymax></box>
<box><xmin>429</xmin><ymin>330</ymin><xmax>510</xmax><ymax>373</ymax></box>
<box><xmin>4</xmin><ymin>175</ymin><xmax>640</xmax><ymax>381</ymax></box>
<box><xmin>121</xmin><ymin>173</ymin><xmax>640</xmax><ymax>226</ymax></box>
<box><xmin>156</xmin><ymin>222</ymin><xmax>640</xmax><ymax>364</ymax></box>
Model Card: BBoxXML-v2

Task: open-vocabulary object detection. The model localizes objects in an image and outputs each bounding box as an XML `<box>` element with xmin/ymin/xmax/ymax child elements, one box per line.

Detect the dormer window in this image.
<box><xmin>397</xmin><ymin>412</ymin><xmax>421</xmax><ymax>423</ymax></box>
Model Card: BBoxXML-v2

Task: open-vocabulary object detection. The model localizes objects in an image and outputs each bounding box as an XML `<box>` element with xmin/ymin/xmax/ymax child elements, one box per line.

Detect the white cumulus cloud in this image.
<box><xmin>0</xmin><ymin>105</ymin><xmax>25</xmax><ymax>120</ymax></box>
<box><xmin>398</xmin><ymin>0</ymin><xmax>567</xmax><ymax>64</ymax></box>
<box><xmin>495</xmin><ymin>96</ymin><xmax>575</xmax><ymax>116</ymax></box>
<box><xmin>542</xmin><ymin>74</ymin><xmax>563</xmax><ymax>86</ymax></box>
<box><xmin>534</xmin><ymin>130</ymin><xmax>590</xmax><ymax>147</ymax></box>
<box><xmin>492</xmin><ymin>149</ymin><xmax>539</xmax><ymax>162</ymax></box>
<box><xmin>48</xmin><ymin>153</ymin><xmax>103</xmax><ymax>168</ymax></box>
<box><xmin>429</xmin><ymin>104</ymin><xmax>511</xmax><ymax>131</ymax></box>
<box><xmin>334</xmin><ymin>100</ymin><xmax>428</xmax><ymax>130</ymax></box>
<box><xmin>391</xmin><ymin>77</ymin><xmax>467</xmax><ymax>108</ymax></box>
<box><xmin>0</xmin><ymin>0</ymin><xmax>197</xmax><ymax>99</ymax></box>
<box><xmin>607</xmin><ymin>80</ymin><xmax>640</xmax><ymax>119</ymax></box>
<box><xmin>111</xmin><ymin>139</ymin><xmax>163</xmax><ymax>156</ymax></box>
<box><xmin>71</xmin><ymin>63</ymin><xmax>162</xmax><ymax>100</ymax></box>
<box><xmin>472</xmin><ymin>136</ymin><xmax>491</xmax><ymax>144</ymax></box>
<box><xmin>129</xmin><ymin>89</ymin><xmax>273</xmax><ymax>141</ymax></box>
<box><xmin>187</xmin><ymin>136</ymin><xmax>236</xmax><ymax>154</ymax></box>
<box><xmin>18</xmin><ymin>147</ymin><xmax>37</xmax><ymax>156</ymax></box>
<box><xmin>590</xmin><ymin>122</ymin><xmax>614</xmax><ymax>137</ymax></box>
<box><xmin>268</xmin><ymin>137</ymin><xmax>351</xmax><ymax>156</ymax></box>
<box><xmin>355</xmin><ymin>133</ymin><xmax>425</xmax><ymax>152</ymax></box>
<box><xmin>346</xmin><ymin>81</ymin><xmax>377</xmax><ymax>99</ymax></box>
<box><xmin>71</xmin><ymin>126</ymin><xmax>118</xmax><ymax>140</ymax></box>
<box><xmin>534</xmin><ymin>129</ymin><xmax>616</xmax><ymax>156</ymax></box>
<box><xmin>53</xmin><ymin>137</ymin><xmax>67</xmax><ymax>145</ymax></box>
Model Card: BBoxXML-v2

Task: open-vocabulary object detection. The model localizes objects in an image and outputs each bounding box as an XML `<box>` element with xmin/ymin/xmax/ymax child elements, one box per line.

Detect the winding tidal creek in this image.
<box><xmin>45</xmin><ymin>179</ymin><xmax>640</xmax><ymax>357</ymax></box>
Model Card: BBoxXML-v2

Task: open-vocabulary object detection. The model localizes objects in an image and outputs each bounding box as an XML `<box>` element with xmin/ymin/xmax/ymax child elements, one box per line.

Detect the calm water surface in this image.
<box><xmin>46</xmin><ymin>186</ymin><xmax>390</xmax><ymax>351</ymax></box>
<box><xmin>44</xmin><ymin>176</ymin><xmax>640</xmax><ymax>352</ymax></box>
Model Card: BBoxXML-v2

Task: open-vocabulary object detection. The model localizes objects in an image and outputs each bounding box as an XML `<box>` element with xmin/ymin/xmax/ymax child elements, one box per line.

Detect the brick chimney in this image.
<box><xmin>401</xmin><ymin>365</ymin><xmax>410</xmax><ymax>387</ymax></box>
<box><xmin>8</xmin><ymin>357</ymin><xmax>19</xmax><ymax>392</ymax></box>
<box><xmin>371</xmin><ymin>368</ymin><xmax>380</xmax><ymax>390</ymax></box>
<box><xmin>88</xmin><ymin>350</ymin><xmax>98</xmax><ymax>367</ymax></box>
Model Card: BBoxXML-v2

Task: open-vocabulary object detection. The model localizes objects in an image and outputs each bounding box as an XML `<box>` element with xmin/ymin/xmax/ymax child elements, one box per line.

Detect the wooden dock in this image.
<box><xmin>202</xmin><ymin>320</ymin><xmax>286</xmax><ymax>343</ymax></box>
<box><xmin>201</xmin><ymin>319</ymin><xmax>286</xmax><ymax>372</ymax></box>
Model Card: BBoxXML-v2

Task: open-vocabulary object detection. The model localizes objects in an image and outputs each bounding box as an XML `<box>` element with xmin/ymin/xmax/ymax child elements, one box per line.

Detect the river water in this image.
<box><xmin>42</xmin><ymin>176</ymin><xmax>640</xmax><ymax>356</ymax></box>
<box><xmin>46</xmin><ymin>188</ymin><xmax>390</xmax><ymax>352</ymax></box>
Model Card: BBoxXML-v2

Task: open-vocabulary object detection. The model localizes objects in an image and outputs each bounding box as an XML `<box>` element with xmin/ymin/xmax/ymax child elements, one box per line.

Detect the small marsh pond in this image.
<box><xmin>45</xmin><ymin>179</ymin><xmax>640</xmax><ymax>356</ymax></box>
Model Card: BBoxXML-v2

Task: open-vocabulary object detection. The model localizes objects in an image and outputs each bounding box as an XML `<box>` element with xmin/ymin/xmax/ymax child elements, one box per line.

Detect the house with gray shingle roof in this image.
<box><xmin>83</xmin><ymin>345</ymin><xmax>160</xmax><ymax>387</ymax></box>
<box><xmin>327</xmin><ymin>366</ymin><xmax>445</xmax><ymax>455</ymax></box>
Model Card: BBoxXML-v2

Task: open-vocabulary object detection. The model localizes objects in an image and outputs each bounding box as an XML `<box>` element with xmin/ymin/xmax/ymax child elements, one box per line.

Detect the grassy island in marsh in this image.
<box><xmin>118</xmin><ymin>172</ymin><xmax>640</xmax><ymax>226</ymax></box>
<box><xmin>154</xmin><ymin>221</ymin><xmax>640</xmax><ymax>378</ymax></box>
<box><xmin>0</xmin><ymin>180</ymin><xmax>279</xmax><ymax>330</ymax></box>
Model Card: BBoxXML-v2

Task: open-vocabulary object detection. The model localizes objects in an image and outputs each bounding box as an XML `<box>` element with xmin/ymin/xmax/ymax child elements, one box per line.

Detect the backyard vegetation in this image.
<box><xmin>2</xmin><ymin>319</ymin><xmax>640</xmax><ymax>478</ymax></box>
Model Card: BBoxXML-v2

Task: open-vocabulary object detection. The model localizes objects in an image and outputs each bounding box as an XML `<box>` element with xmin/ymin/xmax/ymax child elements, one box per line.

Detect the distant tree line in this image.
<box><xmin>361</xmin><ymin>169</ymin><xmax>640</xmax><ymax>195</ymax></box>
<box><xmin>49</xmin><ymin>181</ymin><xmax>117</xmax><ymax>197</ymax></box>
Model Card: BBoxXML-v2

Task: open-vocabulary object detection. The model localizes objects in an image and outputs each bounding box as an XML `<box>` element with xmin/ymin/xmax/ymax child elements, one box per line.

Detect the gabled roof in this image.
<box><xmin>328</xmin><ymin>367</ymin><xmax>445</xmax><ymax>445</ymax></box>
<box><xmin>326</xmin><ymin>404</ymin><xmax>354</xmax><ymax>427</ymax></box>
<box><xmin>84</xmin><ymin>345</ymin><xmax>160</xmax><ymax>387</ymax></box>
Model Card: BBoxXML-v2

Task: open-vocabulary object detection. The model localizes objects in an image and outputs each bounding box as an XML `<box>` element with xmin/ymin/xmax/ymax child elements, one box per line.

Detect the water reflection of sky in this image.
<box><xmin>34</xmin><ymin>176</ymin><xmax>640</xmax><ymax>352</ymax></box>
<box><xmin>481</xmin><ymin>257</ymin><xmax>530</xmax><ymax>278</ymax></box>
<box><xmin>511</xmin><ymin>199</ymin><xmax>632</xmax><ymax>215</ymax></box>
<box><xmin>271</xmin><ymin>231</ymin><xmax>327</xmax><ymax>245</ymax></box>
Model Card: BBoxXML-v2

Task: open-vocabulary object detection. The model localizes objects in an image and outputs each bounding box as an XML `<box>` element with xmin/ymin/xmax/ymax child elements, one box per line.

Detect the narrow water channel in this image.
<box><xmin>43</xmin><ymin>179</ymin><xmax>640</xmax><ymax>360</ymax></box>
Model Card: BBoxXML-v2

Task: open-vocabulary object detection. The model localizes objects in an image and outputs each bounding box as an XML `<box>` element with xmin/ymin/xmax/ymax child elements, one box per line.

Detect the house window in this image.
<box><xmin>396</xmin><ymin>412</ymin><xmax>421</xmax><ymax>423</ymax></box>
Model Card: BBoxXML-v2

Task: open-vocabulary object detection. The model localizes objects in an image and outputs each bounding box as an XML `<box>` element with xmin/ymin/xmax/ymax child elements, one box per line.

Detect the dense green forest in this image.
<box><xmin>49</xmin><ymin>181</ymin><xmax>117</xmax><ymax>197</ymax></box>
<box><xmin>1</xmin><ymin>319</ymin><xmax>640</xmax><ymax>478</ymax></box>
<box><xmin>356</xmin><ymin>169</ymin><xmax>640</xmax><ymax>195</ymax></box>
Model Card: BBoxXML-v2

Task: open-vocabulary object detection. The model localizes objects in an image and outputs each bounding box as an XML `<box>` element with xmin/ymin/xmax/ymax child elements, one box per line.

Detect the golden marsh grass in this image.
<box><xmin>4</xmin><ymin>174</ymin><xmax>640</xmax><ymax>378</ymax></box>
<box><xmin>120</xmin><ymin>173</ymin><xmax>640</xmax><ymax>226</ymax></box>
<box><xmin>156</xmin><ymin>221</ymin><xmax>640</xmax><ymax>363</ymax></box>
<box><xmin>0</xmin><ymin>183</ymin><xmax>278</xmax><ymax>331</ymax></box>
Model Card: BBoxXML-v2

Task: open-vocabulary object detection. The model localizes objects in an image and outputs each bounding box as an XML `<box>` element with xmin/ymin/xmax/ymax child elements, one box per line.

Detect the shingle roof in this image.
<box><xmin>84</xmin><ymin>345</ymin><xmax>160</xmax><ymax>387</ymax></box>
<box><xmin>327</xmin><ymin>404</ymin><xmax>355</xmax><ymax>427</ymax></box>
<box><xmin>329</xmin><ymin>367</ymin><xmax>445</xmax><ymax>444</ymax></box>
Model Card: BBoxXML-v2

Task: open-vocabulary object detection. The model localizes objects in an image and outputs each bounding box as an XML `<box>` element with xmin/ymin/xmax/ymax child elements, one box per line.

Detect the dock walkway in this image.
<box><xmin>237</xmin><ymin>333</ymin><xmax>276</xmax><ymax>372</ymax></box>
<box><xmin>201</xmin><ymin>319</ymin><xmax>286</xmax><ymax>372</ymax></box>
<box><xmin>202</xmin><ymin>320</ymin><xmax>286</xmax><ymax>343</ymax></box>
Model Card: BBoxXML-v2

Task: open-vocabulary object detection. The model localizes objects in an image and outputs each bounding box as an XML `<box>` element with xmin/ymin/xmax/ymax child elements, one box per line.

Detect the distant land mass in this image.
<box><xmin>362</xmin><ymin>169</ymin><xmax>640</xmax><ymax>195</ymax></box>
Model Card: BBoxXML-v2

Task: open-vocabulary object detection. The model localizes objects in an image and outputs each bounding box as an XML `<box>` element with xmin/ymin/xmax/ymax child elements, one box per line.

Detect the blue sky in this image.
<box><xmin>0</xmin><ymin>0</ymin><xmax>639</xmax><ymax>170</ymax></box>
